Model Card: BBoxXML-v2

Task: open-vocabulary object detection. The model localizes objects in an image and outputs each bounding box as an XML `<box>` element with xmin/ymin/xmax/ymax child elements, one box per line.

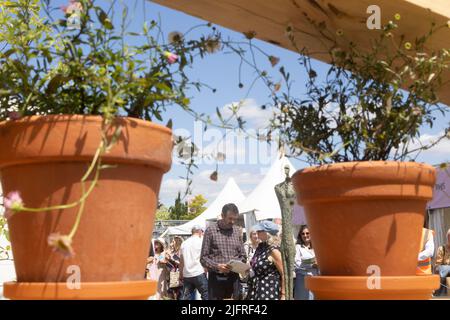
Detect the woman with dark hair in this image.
<box><xmin>294</xmin><ymin>225</ymin><xmax>319</xmax><ymax>300</ymax></box>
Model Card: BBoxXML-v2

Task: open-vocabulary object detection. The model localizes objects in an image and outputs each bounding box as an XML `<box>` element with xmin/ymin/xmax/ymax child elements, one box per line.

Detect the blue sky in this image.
<box><xmin>53</xmin><ymin>1</ymin><xmax>450</xmax><ymax>206</ymax></box>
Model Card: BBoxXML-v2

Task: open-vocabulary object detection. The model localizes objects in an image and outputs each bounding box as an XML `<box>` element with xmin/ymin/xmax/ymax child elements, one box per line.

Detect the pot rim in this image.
<box><xmin>0</xmin><ymin>114</ymin><xmax>173</xmax><ymax>172</ymax></box>
<box><xmin>292</xmin><ymin>161</ymin><xmax>436</xmax><ymax>204</ymax></box>
<box><xmin>3</xmin><ymin>280</ymin><xmax>157</xmax><ymax>300</ymax></box>
<box><xmin>293</xmin><ymin>160</ymin><xmax>435</xmax><ymax>174</ymax></box>
<box><xmin>306</xmin><ymin>275</ymin><xmax>440</xmax><ymax>291</ymax></box>
<box><xmin>0</xmin><ymin>114</ymin><xmax>173</xmax><ymax>135</ymax></box>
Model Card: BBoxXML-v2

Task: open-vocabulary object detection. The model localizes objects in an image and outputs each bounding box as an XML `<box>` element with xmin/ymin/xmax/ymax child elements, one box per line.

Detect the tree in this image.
<box><xmin>184</xmin><ymin>194</ymin><xmax>208</xmax><ymax>220</ymax></box>
<box><xmin>189</xmin><ymin>194</ymin><xmax>207</xmax><ymax>215</ymax></box>
<box><xmin>168</xmin><ymin>192</ymin><xmax>188</xmax><ymax>220</ymax></box>
<box><xmin>166</xmin><ymin>193</ymin><xmax>208</xmax><ymax>220</ymax></box>
<box><xmin>155</xmin><ymin>205</ymin><xmax>170</xmax><ymax>220</ymax></box>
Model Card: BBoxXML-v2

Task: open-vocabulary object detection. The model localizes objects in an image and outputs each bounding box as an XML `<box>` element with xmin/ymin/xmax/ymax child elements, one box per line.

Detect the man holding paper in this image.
<box><xmin>200</xmin><ymin>203</ymin><xmax>247</xmax><ymax>300</ymax></box>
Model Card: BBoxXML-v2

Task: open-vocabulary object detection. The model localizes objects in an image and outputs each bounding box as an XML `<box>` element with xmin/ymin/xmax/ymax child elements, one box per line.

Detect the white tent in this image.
<box><xmin>239</xmin><ymin>155</ymin><xmax>299</xmax><ymax>223</ymax></box>
<box><xmin>163</xmin><ymin>177</ymin><xmax>246</xmax><ymax>236</ymax></box>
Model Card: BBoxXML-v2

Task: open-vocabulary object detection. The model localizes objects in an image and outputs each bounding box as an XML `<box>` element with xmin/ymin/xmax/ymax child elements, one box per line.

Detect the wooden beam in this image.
<box><xmin>153</xmin><ymin>0</ymin><xmax>450</xmax><ymax>106</ymax></box>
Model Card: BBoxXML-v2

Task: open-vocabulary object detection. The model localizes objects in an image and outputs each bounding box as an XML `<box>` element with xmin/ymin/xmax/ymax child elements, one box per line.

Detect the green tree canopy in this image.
<box><xmin>155</xmin><ymin>204</ymin><xmax>171</xmax><ymax>220</ymax></box>
<box><xmin>168</xmin><ymin>193</ymin><xmax>188</xmax><ymax>220</ymax></box>
<box><xmin>165</xmin><ymin>193</ymin><xmax>208</xmax><ymax>220</ymax></box>
<box><xmin>185</xmin><ymin>194</ymin><xmax>207</xmax><ymax>220</ymax></box>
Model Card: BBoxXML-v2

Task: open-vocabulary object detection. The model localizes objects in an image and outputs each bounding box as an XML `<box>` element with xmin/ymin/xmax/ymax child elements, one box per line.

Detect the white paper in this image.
<box><xmin>227</xmin><ymin>259</ymin><xmax>250</xmax><ymax>274</ymax></box>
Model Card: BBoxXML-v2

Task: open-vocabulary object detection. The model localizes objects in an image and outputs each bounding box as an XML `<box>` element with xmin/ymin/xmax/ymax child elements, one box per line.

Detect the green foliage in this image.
<box><xmin>0</xmin><ymin>0</ymin><xmax>221</xmax><ymax>121</ymax></box>
<box><xmin>273</xmin><ymin>20</ymin><xmax>450</xmax><ymax>164</ymax></box>
<box><xmin>168</xmin><ymin>192</ymin><xmax>188</xmax><ymax>220</ymax></box>
<box><xmin>165</xmin><ymin>193</ymin><xmax>207</xmax><ymax>220</ymax></box>
<box><xmin>155</xmin><ymin>204</ymin><xmax>170</xmax><ymax>220</ymax></box>
<box><xmin>0</xmin><ymin>216</ymin><xmax>12</xmax><ymax>260</ymax></box>
<box><xmin>185</xmin><ymin>194</ymin><xmax>207</xmax><ymax>220</ymax></box>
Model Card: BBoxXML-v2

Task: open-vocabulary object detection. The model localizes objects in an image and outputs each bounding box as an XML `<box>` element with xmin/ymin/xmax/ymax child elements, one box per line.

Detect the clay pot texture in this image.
<box><xmin>292</xmin><ymin>161</ymin><xmax>435</xmax><ymax>276</ymax></box>
<box><xmin>0</xmin><ymin>115</ymin><xmax>172</xmax><ymax>282</ymax></box>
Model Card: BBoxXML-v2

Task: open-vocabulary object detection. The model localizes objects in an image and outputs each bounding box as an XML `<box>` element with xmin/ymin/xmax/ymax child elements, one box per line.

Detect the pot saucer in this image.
<box><xmin>306</xmin><ymin>275</ymin><xmax>439</xmax><ymax>300</ymax></box>
<box><xmin>3</xmin><ymin>280</ymin><xmax>156</xmax><ymax>300</ymax></box>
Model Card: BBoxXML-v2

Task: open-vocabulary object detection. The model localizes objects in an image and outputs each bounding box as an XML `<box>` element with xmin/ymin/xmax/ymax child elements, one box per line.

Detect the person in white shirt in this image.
<box><xmin>294</xmin><ymin>225</ymin><xmax>319</xmax><ymax>300</ymax></box>
<box><xmin>179</xmin><ymin>225</ymin><xmax>208</xmax><ymax>300</ymax></box>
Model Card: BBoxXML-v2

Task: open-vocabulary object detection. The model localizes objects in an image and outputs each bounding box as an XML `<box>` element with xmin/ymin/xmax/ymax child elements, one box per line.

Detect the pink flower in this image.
<box><xmin>8</xmin><ymin>111</ymin><xmax>21</xmax><ymax>120</ymax></box>
<box><xmin>47</xmin><ymin>233</ymin><xmax>75</xmax><ymax>258</ymax></box>
<box><xmin>61</xmin><ymin>1</ymin><xmax>83</xmax><ymax>15</ymax></box>
<box><xmin>163</xmin><ymin>51</ymin><xmax>179</xmax><ymax>64</ymax></box>
<box><xmin>3</xmin><ymin>191</ymin><xmax>24</xmax><ymax>219</ymax></box>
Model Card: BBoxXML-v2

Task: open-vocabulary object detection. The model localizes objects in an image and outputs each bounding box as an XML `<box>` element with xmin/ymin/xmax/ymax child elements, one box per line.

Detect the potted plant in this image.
<box><xmin>0</xmin><ymin>0</ymin><xmax>222</xmax><ymax>299</ymax></box>
<box><xmin>271</xmin><ymin>18</ymin><xmax>450</xmax><ymax>299</ymax></box>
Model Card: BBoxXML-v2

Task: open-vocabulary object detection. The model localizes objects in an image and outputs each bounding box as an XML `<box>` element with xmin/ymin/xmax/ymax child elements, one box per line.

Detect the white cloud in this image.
<box><xmin>190</xmin><ymin>167</ymin><xmax>265</xmax><ymax>199</ymax></box>
<box><xmin>198</xmin><ymin>168</ymin><xmax>266</xmax><ymax>187</ymax></box>
<box><xmin>171</xmin><ymin>121</ymin><xmax>278</xmax><ymax>168</ymax></box>
<box><xmin>421</xmin><ymin>132</ymin><xmax>450</xmax><ymax>157</ymax></box>
<box><xmin>406</xmin><ymin>131</ymin><xmax>450</xmax><ymax>164</ymax></box>
<box><xmin>219</xmin><ymin>98</ymin><xmax>274</xmax><ymax>129</ymax></box>
<box><xmin>161</xmin><ymin>178</ymin><xmax>187</xmax><ymax>189</ymax></box>
<box><xmin>159</xmin><ymin>166</ymin><xmax>268</xmax><ymax>206</ymax></box>
<box><xmin>158</xmin><ymin>178</ymin><xmax>188</xmax><ymax>202</ymax></box>
<box><xmin>199</xmin><ymin>132</ymin><xmax>277</xmax><ymax>166</ymax></box>
<box><xmin>185</xmin><ymin>167</ymin><xmax>263</xmax><ymax>202</ymax></box>
<box><xmin>416</xmin><ymin>132</ymin><xmax>450</xmax><ymax>156</ymax></box>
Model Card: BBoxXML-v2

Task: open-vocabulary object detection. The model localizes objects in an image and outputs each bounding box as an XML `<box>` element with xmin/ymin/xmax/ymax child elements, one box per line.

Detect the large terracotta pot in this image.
<box><xmin>292</xmin><ymin>161</ymin><xmax>435</xmax><ymax>276</ymax></box>
<box><xmin>0</xmin><ymin>115</ymin><xmax>172</xmax><ymax>299</ymax></box>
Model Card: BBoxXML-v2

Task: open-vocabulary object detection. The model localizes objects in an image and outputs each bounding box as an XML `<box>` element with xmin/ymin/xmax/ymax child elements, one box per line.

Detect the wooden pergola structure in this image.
<box><xmin>153</xmin><ymin>0</ymin><xmax>450</xmax><ymax>106</ymax></box>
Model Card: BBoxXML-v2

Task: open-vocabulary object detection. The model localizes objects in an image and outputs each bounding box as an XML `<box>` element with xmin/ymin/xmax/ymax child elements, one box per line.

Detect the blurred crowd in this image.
<box><xmin>145</xmin><ymin>202</ymin><xmax>319</xmax><ymax>300</ymax></box>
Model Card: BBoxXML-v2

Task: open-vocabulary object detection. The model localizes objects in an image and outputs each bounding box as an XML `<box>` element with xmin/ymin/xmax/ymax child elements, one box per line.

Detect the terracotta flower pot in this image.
<box><xmin>0</xmin><ymin>115</ymin><xmax>172</xmax><ymax>299</ymax></box>
<box><xmin>293</xmin><ymin>161</ymin><xmax>435</xmax><ymax>276</ymax></box>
